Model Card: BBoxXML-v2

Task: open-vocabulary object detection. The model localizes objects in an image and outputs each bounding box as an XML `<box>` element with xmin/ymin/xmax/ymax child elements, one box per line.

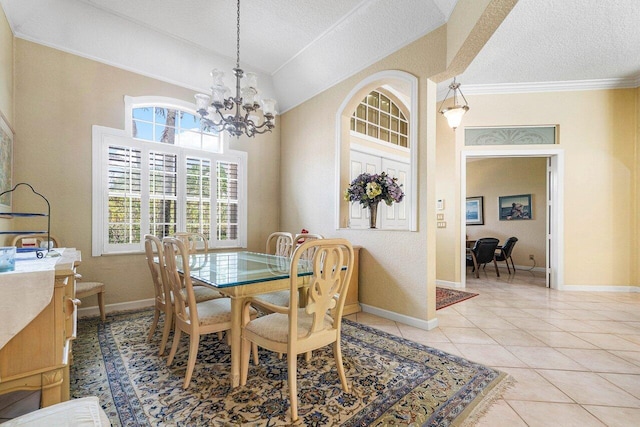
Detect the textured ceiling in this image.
<box><xmin>460</xmin><ymin>0</ymin><xmax>640</xmax><ymax>95</ymax></box>
<box><xmin>1</xmin><ymin>0</ymin><xmax>639</xmax><ymax>111</ymax></box>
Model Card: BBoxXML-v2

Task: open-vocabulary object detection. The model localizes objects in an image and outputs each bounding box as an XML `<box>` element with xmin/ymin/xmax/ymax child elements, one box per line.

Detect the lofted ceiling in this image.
<box><xmin>1</xmin><ymin>0</ymin><xmax>639</xmax><ymax>112</ymax></box>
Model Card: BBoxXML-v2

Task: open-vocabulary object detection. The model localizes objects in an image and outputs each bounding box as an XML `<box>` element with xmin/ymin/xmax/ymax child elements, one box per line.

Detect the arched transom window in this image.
<box><xmin>131</xmin><ymin>106</ymin><xmax>221</xmax><ymax>152</ymax></box>
<box><xmin>350</xmin><ymin>90</ymin><xmax>409</xmax><ymax>148</ymax></box>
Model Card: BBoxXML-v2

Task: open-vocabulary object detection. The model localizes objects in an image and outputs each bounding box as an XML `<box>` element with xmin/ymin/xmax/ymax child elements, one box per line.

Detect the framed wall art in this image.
<box><xmin>466</xmin><ymin>196</ymin><xmax>484</xmax><ymax>225</ymax></box>
<box><xmin>0</xmin><ymin>111</ymin><xmax>13</xmax><ymax>210</ymax></box>
<box><xmin>499</xmin><ymin>194</ymin><xmax>532</xmax><ymax>220</ymax></box>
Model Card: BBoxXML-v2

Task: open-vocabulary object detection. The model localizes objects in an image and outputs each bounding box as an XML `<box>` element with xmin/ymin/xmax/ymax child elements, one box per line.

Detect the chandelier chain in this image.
<box><xmin>236</xmin><ymin>0</ymin><xmax>241</xmax><ymax>68</ymax></box>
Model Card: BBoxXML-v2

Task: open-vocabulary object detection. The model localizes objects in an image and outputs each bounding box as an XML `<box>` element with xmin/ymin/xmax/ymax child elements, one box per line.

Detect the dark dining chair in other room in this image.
<box><xmin>495</xmin><ymin>237</ymin><xmax>518</xmax><ymax>274</ymax></box>
<box><xmin>466</xmin><ymin>237</ymin><xmax>500</xmax><ymax>278</ymax></box>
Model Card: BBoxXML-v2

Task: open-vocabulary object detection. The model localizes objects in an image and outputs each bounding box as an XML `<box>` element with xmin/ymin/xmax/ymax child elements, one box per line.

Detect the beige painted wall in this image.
<box><xmin>0</xmin><ymin>6</ymin><xmax>11</xmax><ymax>124</ymax></box>
<box><xmin>279</xmin><ymin>28</ymin><xmax>447</xmax><ymax>322</ymax></box>
<box><xmin>436</xmin><ymin>89</ymin><xmax>638</xmax><ymax>288</ymax></box>
<box><xmin>279</xmin><ymin>0</ymin><xmax>519</xmax><ymax>324</ymax></box>
<box><xmin>10</xmin><ymin>40</ymin><xmax>281</xmax><ymax>308</ymax></box>
<box><xmin>466</xmin><ymin>157</ymin><xmax>547</xmax><ymax>268</ymax></box>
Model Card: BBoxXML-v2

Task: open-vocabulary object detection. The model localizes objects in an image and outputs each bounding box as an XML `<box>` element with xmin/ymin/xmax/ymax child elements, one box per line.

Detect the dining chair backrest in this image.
<box><xmin>173</xmin><ymin>232</ymin><xmax>209</xmax><ymax>253</ymax></box>
<box><xmin>265</xmin><ymin>232</ymin><xmax>294</xmax><ymax>257</ymax></box>
<box><xmin>289</xmin><ymin>238</ymin><xmax>354</xmax><ymax>337</ymax></box>
<box><xmin>495</xmin><ymin>236</ymin><xmax>518</xmax><ymax>274</ymax></box>
<box><xmin>471</xmin><ymin>238</ymin><xmax>500</xmax><ymax>264</ymax></box>
<box><xmin>294</xmin><ymin>233</ymin><xmax>324</xmax><ymax>261</ymax></box>
<box><xmin>11</xmin><ymin>234</ymin><xmax>59</xmax><ymax>249</ymax></box>
<box><xmin>144</xmin><ymin>234</ymin><xmax>169</xmax><ymax>308</ymax></box>
<box><xmin>163</xmin><ymin>237</ymin><xmax>199</xmax><ymax>328</ymax></box>
<box><xmin>499</xmin><ymin>237</ymin><xmax>518</xmax><ymax>258</ymax></box>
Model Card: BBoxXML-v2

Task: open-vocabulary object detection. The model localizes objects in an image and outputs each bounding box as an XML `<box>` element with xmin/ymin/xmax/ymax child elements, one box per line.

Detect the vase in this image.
<box><xmin>368</xmin><ymin>202</ymin><xmax>379</xmax><ymax>229</ymax></box>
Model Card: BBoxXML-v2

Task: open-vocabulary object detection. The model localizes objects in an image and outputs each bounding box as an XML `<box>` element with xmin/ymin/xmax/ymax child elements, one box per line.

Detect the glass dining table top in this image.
<box><xmin>182</xmin><ymin>251</ymin><xmax>312</xmax><ymax>288</ymax></box>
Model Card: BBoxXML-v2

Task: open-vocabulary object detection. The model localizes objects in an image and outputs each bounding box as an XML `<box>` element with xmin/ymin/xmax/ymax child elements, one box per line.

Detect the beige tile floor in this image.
<box><xmin>346</xmin><ymin>270</ymin><xmax>640</xmax><ymax>426</ymax></box>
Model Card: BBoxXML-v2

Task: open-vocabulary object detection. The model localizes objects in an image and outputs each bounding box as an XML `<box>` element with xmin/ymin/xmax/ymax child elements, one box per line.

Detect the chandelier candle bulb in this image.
<box><xmin>243</xmin><ymin>72</ymin><xmax>258</xmax><ymax>90</ymax></box>
<box><xmin>262</xmin><ymin>99</ymin><xmax>276</xmax><ymax>117</ymax></box>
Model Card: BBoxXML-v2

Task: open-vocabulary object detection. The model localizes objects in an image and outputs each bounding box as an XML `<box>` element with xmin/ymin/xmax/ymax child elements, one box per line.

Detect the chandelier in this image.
<box><xmin>438</xmin><ymin>77</ymin><xmax>469</xmax><ymax>130</ymax></box>
<box><xmin>195</xmin><ymin>0</ymin><xmax>276</xmax><ymax>138</ymax></box>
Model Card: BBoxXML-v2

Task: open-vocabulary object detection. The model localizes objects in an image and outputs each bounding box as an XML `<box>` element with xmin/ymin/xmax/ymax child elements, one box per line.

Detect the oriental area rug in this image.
<box><xmin>436</xmin><ymin>288</ymin><xmax>479</xmax><ymax>310</ymax></box>
<box><xmin>71</xmin><ymin>310</ymin><xmax>509</xmax><ymax>426</ymax></box>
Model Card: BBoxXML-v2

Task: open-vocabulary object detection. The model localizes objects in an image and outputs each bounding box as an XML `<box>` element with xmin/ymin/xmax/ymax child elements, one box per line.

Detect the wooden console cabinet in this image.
<box><xmin>343</xmin><ymin>246</ymin><xmax>361</xmax><ymax>316</ymax></box>
<box><xmin>0</xmin><ymin>249</ymin><xmax>80</xmax><ymax>407</ymax></box>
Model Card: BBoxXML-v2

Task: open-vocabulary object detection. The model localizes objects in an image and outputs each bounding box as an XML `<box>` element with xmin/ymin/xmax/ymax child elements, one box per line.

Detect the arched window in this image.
<box><xmin>131</xmin><ymin>105</ymin><xmax>222</xmax><ymax>152</ymax></box>
<box><xmin>337</xmin><ymin>71</ymin><xmax>418</xmax><ymax>231</ymax></box>
<box><xmin>350</xmin><ymin>89</ymin><xmax>409</xmax><ymax>148</ymax></box>
<box><xmin>91</xmin><ymin>96</ymin><xmax>247</xmax><ymax>255</ymax></box>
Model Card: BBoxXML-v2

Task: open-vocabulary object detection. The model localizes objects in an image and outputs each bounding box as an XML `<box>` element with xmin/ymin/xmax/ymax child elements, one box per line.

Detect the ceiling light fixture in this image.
<box><xmin>439</xmin><ymin>78</ymin><xmax>469</xmax><ymax>130</ymax></box>
<box><xmin>195</xmin><ymin>0</ymin><xmax>276</xmax><ymax>138</ymax></box>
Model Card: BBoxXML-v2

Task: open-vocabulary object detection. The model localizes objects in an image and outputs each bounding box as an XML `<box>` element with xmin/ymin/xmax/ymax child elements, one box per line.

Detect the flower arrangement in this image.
<box><xmin>344</xmin><ymin>172</ymin><xmax>405</xmax><ymax>207</ymax></box>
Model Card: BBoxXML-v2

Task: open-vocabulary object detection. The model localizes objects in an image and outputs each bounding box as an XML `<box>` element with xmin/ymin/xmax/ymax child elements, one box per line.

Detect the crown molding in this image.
<box><xmin>460</xmin><ymin>77</ymin><xmax>640</xmax><ymax>96</ymax></box>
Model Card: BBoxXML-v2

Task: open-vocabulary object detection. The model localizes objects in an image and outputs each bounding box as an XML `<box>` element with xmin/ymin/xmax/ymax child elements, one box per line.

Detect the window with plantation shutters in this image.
<box><xmin>216</xmin><ymin>161</ymin><xmax>239</xmax><ymax>241</ymax></box>
<box><xmin>107</xmin><ymin>145</ymin><xmax>142</xmax><ymax>247</ymax></box>
<box><xmin>185</xmin><ymin>156</ymin><xmax>211</xmax><ymax>237</ymax></box>
<box><xmin>92</xmin><ymin>96</ymin><xmax>247</xmax><ymax>256</ymax></box>
<box><xmin>148</xmin><ymin>151</ymin><xmax>178</xmax><ymax>238</ymax></box>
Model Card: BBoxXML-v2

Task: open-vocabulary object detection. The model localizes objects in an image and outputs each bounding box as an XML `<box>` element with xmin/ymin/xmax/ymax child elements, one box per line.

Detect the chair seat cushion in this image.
<box><xmin>76</xmin><ymin>281</ymin><xmax>104</xmax><ymax>297</ymax></box>
<box><xmin>193</xmin><ymin>285</ymin><xmax>224</xmax><ymax>303</ymax></box>
<box><xmin>253</xmin><ymin>290</ymin><xmax>290</xmax><ymax>307</ymax></box>
<box><xmin>187</xmin><ymin>298</ymin><xmax>257</xmax><ymax>327</ymax></box>
<box><xmin>4</xmin><ymin>397</ymin><xmax>110</xmax><ymax>426</ymax></box>
<box><xmin>244</xmin><ymin>310</ymin><xmax>333</xmax><ymax>343</ymax></box>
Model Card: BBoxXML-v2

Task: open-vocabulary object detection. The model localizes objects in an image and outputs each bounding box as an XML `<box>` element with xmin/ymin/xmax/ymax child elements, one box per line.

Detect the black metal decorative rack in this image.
<box><xmin>0</xmin><ymin>182</ymin><xmax>52</xmax><ymax>258</ymax></box>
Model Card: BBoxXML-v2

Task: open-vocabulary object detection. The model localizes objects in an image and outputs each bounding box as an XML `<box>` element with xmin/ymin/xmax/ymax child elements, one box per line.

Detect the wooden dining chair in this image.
<box><xmin>12</xmin><ymin>234</ymin><xmax>107</xmax><ymax>321</ymax></box>
<box><xmin>240</xmin><ymin>238</ymin><xmax>355</xmax><ymax>423</ymax></box>
<box><xmin>163</xmin><ymin>237</ymin><xmax>258</xmax><ymax>388</ymax></box>
<box><xmin>294</xmin><ymin>233</ymin><xmax>324</xmax><ymax>262</ymax></box>
<box><xmin>257</xmin><ymin>233</ymin><xmax>325</xmax><ymax>310</ymax></box>
<box><xmin>144</xmin><ymin>234</ymin><xmax>225</xmax><ymax>356</ymax></box>
<box><xmin>11</xmin><ymin>233</ymin><xmax>60</xmax><ymax>250</ymax></box>
<box><xmin>265</xmin><ymin>231</ymin><xmax>294</xmax><ymax>257</ymax></box>
<box><xmin>255</xmin><ymin>232</ymin><xmax>296</xmax><ymax>309</ymax></box>
<box><xmin>172</xmin><ymin>231</ymin><xmax>209</xmax><ymax>253</ymax></box>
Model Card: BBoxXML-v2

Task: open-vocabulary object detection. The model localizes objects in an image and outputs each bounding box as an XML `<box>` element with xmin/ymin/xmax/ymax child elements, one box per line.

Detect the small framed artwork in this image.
<box><xmin>0</xmin><ymin>111</ymin><xmax>13</xmax><ymax>211</ymax></box>
<box><xmin>466</xmin><ymin>196</ymin><xmax>484</xmax><ymax>225</ymax></box>
<box><xmin>499</xmin><ymin>194</ymin><xmax>532</xmax><ymax>220</ymax></box>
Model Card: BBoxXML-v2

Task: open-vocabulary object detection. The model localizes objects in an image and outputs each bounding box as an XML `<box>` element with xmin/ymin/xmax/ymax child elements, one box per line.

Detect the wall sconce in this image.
<box><xmin>439</xmin><ymin>78</ymin><xmax>469</xmax><ymax>130</ymax></box>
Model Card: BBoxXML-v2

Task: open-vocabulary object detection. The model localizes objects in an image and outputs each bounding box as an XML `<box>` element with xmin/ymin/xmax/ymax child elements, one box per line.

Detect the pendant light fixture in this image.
<box><xmin>195</xmin><ymin>0</ymin><xmax>276</xmax><ymax>138</ymax></box>
<box><xmin>439</xmin><ymin>78</ymin><xmax>469</xmax><ymax>130</ymax></box>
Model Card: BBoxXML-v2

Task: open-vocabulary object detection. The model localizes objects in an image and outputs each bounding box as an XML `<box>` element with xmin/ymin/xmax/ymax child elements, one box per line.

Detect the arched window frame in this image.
<box><xmin>350</xmin><ymin>88</ymin><xmax>410</xmax><ymax>149</ymax></box>
<box><xmin>336</xmin><ymin>70</ymin><xmax>418</xmax><ymax>231</ymax></box>
<box><xmin>91</xmin><ymin>96</ymin><xmax>247</xmax><ymax>255</ymax></box>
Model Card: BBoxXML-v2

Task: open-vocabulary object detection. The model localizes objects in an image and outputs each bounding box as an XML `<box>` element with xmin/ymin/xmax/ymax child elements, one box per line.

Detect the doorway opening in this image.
<box><xmin>460</xmin><ymin>149</ymin><xmax>564</xmax><ymax>290</ymax></box>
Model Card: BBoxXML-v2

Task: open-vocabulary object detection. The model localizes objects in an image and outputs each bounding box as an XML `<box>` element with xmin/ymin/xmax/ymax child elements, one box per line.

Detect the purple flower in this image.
<box><xmin>344</xmin><ymin>172</ymin><xmax>405</xmax><ymax>207</ymax></box>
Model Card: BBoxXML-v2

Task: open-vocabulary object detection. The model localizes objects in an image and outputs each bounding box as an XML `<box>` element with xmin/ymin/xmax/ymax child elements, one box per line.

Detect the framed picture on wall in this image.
<box><xmin>0</xmin><ymin>111</ymin><xmax>13</xmax><ymax>211</ymax></box>
<box><xmin>466</xmin><ymin>196</ymin><xmax>484</xmax><ymax>225</ymax></box>
<box><xmin>499</xmin><ymin>194</ymin><xmax>532</xmax><ymax>220</ymax></box>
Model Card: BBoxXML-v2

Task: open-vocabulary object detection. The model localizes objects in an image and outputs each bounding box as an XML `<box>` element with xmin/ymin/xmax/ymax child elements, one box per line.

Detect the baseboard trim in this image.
<box><xmin>556</xmin><ymin>284</ymin><xmax>640</xmax><ymax>292</ymax></box>
<box><xmin>80</xmin><ymin>283</ymin><xmax>639</xmax><ymax>322</ymax></box>
<box><xmin>360</xmin><ymin>303</ymin><xmax>438</xmax><ymax>331</ymax></box>
<box><xmin>436</xmin><ymin>280</ymin><xmax>463</xmax><ymax>289</ymax></box>
<box><xmin>78</xmin><ymin>298</ymin><xmax>154</xmax><ymax>319</ymax></box>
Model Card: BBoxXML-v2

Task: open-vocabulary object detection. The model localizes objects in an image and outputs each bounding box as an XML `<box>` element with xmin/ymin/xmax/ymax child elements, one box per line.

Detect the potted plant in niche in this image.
<box><xmin>344</xmin><ymin>172</ymin><xmax>405</xmax><ymax>228</ymax></box>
